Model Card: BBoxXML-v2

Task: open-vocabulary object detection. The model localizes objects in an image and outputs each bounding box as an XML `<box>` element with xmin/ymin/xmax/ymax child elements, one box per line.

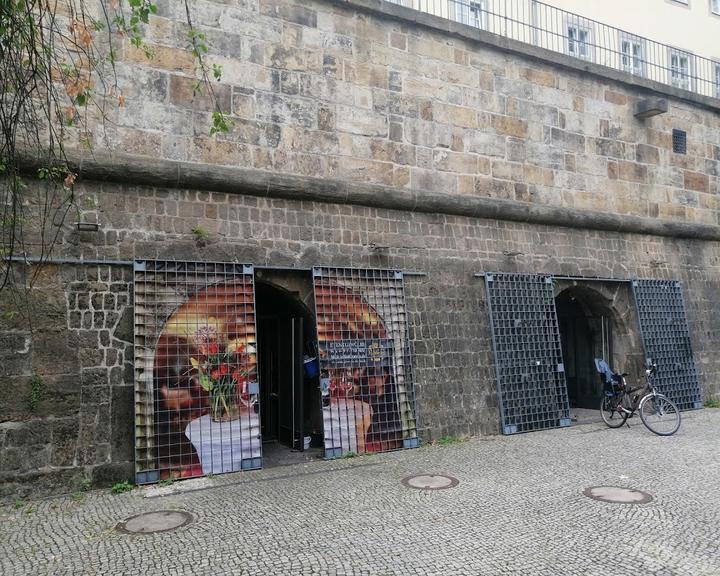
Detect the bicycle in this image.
<box><xmin>596</xmin><ymin>359</ymin><xmax>681</xmax><ymax>436</ymax></box>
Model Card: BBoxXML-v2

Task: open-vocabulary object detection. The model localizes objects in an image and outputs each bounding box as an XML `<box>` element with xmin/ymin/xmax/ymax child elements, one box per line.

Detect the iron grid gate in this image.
<box><xmin>133</xmin><ymin>260</ymin><xmax>261</xmax><ymax>484</ymax></box>
<box><xmin>485</xmin><ymin>273</ymin><xmax>571</xmax><ymax>434</ymax></box>
<box><xmin>632</xmin><ymin>279</ymin><xmax>702</xmax><ymax>410</ymax></box>
<box><xmin>313</xmin><ymin>267</ymin><xmax>419</xmax><ymax>458</ymax></box>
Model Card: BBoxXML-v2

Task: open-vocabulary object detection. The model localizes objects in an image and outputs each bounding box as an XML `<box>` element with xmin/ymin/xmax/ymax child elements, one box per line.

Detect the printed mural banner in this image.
<box><xmin>313</xmin><ymin>267</ymin><xmax>419</xmax><ymax>457</ymax></box>
<box><xmin>133</xmin><ymin>261</ymin><xmax>260</xmax><ymax>484</ymax></box>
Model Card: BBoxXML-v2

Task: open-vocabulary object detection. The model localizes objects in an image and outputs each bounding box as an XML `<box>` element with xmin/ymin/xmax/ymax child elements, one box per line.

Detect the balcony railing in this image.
<box><xmin>385</xmin><ymin>0</ymin><xmax>720</xmax><ymax>100</ymax></box>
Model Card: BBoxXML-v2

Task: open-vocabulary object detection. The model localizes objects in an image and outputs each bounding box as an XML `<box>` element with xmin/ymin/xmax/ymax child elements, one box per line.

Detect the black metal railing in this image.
<box><xmin>386</xmin><ymin>0</ymin><xmax>720</xmax><ymax>99</ymax></box>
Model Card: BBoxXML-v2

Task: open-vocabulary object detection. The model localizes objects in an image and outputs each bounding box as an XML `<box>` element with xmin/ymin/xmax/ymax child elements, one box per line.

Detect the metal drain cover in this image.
<box><xmin>402</xmin><ymin>474</ymin><xmax>459</xmax><ymax>490</ymax></box>
<box><xmin>583</xmin><ymin>486</ymin><xmax>653</xmax><ymax>504</ymax></box>
<box><xmin>117</xmin><ymin>510</ymin><xmax>193</xmax><ymax>534</ymax></box>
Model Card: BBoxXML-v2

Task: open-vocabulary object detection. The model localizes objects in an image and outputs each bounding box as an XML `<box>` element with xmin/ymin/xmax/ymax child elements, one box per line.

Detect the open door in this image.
<box><xmin>276</xmin><ymin>317</ymin><xmax>304</xmax><ymax>449</ymax></box>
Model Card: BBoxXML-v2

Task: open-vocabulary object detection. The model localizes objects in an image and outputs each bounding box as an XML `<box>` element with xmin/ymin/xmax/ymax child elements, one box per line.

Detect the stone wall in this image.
<box><xmin>69</xmin><ymin>0</ymin><xmax>720</xmax><ymax>227</ymax></box>
<box><xmin>4</xmin><ymin>0</ymin><xmax>720</xmax><ymax>496</ymax></box>
<box><xmin>3</xmin><ymin>180</ymin><xmax>719</xmax><ymax>496</ymax></box>
<box><xmin>0</xmin><ymin>265</ymin><xmax>134</xmax><ymax>498</ymax></box>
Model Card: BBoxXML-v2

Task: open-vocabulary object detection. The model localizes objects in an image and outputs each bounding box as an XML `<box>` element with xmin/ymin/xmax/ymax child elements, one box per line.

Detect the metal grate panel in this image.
<box><xmin>313</xmin><ymin>267</ymin><xmax>419</xmax><ymax>458</ymax></box>
<box><xmin>133</xmin><ymin>260</ymin><xmax>261</xmax><ymax>484</ymax></box>
<box><xmin>672</xmin><ymin>129</ymin><xmax>687</xmax><ymax>154</ymax></box>
<box><xmin>485</xmin><ymin>273</ymin><xmax>571</xmax><ymax>434</ymax></box>
<box><xmin>632</xmin><ymin>279</ymin><xmax>702</xmax><ymax>410</ymax></box>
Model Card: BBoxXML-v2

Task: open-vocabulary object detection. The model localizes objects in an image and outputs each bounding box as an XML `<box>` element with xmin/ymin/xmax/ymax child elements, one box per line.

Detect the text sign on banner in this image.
<box><xmin>320</xmin><ymin>339</ymin><xmax>393</xmax><ymax>368</ymax></box>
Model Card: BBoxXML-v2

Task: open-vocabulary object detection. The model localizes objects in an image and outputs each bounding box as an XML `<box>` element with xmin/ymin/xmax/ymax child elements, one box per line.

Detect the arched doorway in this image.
<box><xmin>555</xmin><ymin>287</ymin><xmax>614</xmax><ymax>410</ymax></box>
<box><xmin>255</xmin><ymin>279</ymin><xmax>322</xmax><ymax>463</ymax></box>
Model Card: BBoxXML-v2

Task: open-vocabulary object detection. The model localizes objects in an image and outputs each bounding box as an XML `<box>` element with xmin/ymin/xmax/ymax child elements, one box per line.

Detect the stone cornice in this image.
<box><xmin>19</xmin><ymin>151</ymin><xmax>720</xmax><ymax>241</ymax></box>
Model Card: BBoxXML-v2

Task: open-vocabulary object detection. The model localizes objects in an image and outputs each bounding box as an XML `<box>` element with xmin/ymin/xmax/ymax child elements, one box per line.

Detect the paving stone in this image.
<box><xmin>1</xmin><ymin>411</ymin><xmax>718</xmax><ymax>575</ymax></box>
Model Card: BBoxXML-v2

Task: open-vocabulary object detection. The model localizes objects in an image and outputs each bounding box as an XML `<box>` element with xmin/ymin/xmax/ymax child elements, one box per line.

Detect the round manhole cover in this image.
<box><xmin>117</xmin><ymin>510</ymin><xmax>193</xmax><ymax>534</ymax></box>
<box><xmin>583</xmin><ymin>486</ymin><xmax>653</xmax><ymax>504</ymax></box>
<box><xmin>402</xmin><ymin>474</ymin><xmax>459</xmax><ymax>490</ymax></box>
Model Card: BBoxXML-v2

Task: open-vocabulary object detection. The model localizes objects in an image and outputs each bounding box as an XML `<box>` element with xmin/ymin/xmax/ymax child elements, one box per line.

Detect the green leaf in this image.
<box><xmin>199</xmin><ymin>374</ymin><xmax>214</xmax><ymax>392</ymax></box>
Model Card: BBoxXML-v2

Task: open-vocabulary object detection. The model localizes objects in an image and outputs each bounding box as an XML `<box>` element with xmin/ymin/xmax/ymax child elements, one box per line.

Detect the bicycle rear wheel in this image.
<box><xmin>600</xmin><ymin>394</ymin><xmax>629</xmax><ymax>428</ymax></box>
<box><xmin>639</xmin><ymin>393</ymin><xmax>681</xmax><ymax>436</ymax></box>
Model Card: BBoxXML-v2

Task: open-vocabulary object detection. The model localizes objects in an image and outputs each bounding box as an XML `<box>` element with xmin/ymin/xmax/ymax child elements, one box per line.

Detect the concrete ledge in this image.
<box><xmin>19</xmin><ymin>151</ymin><xmax>720</xmax><ymax>242</ymax></box>
<box><xmin>337</xmin><ymin>0</ymin><xmax>720</xmax><ymax>113</ymax></box>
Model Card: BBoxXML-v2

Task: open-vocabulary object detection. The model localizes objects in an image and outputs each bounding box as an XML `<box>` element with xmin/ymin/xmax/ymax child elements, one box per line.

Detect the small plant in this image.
<box><xmin>705</xmin><ymin>399</ymin><xmax>720</xmax><ymax>408</ymax></box>
<box><xmin>13</xmin><ymin>499</ymin><xmax>25</xmax><ymax>509</ymax></box>
<box><xmin>80</xmin><ymin>478</ymin><xmax>92</xmax><ymax>492</ymax></box>
<box><xmin>159</xmin><ymin>478</ymin><xmax>175</xmax><ymax>487</ymax></box>
<box><xmin>191</xmin><ymin>225</ymin><xmax>211</xmax><ymax>241</ymax></box>
<box><xmin>25</xmin><ymin>507</ymin><xmax>36</xmax><ymax>515</ymax></box>
<box><xmin>71</xmin><ymin>492</ymin><xmax>85</xmax><ymax>502</ymax></box>
<box><xmin>342</xmin><ymin>451</ymin><xmax>358</xmax><ymax>459</ymax></box>
<box><xmin>435</xmin><ymin>435</ymin><xmax>466</xmax><ymax>446</ymax></box>
<box><xmin>27</xmin><ymin>372</ymin><xmax>45</xmax><ymax>411</ymax></box>
<box><xmin>111</xmin><ymin>480</ymin><xmax>133</xmax><ymax>495</ymax></box>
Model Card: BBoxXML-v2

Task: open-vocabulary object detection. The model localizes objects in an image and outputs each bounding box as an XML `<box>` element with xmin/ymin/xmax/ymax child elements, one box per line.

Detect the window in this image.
<box><xmin>715</xmin><ymin>63</ymin><xmax>720</xmax><ymax>98</ymax></box>
<box><xmin>673</xmin><ymin>129</ymin><xmax>687</xmax><ymax>154</ymax></box>
<box><xmin>713</xmin><ymin>0</ymin><xmax>720</xmax><ymax>14</ymax></box>
<box><xmin>567</xmin><ymin>21</ymin><xmax>593</xmax><ymax>61</ymax></box>
<box><xmin>386</xmin><ymin>0</ymin><xmax>410</xmax><ymax>5</ymax></box>
<box><xmin>453</xmin><ymin>0</ymin><xmax>487</xmax><ymax>29</ymax></box>
<box><xmin>620</xmin><ymin>34</ymin><xmax>646</xmax><ymax>76</ymax></box>
<box><xmin>669</xmin><ymin>49</ymin><xmax>693</xmax><ymax>90</ymax></box>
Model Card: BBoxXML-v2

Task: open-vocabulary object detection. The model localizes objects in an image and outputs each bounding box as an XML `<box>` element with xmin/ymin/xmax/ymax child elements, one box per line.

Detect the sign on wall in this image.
<box><xmin>313</xmin><ymin>267</ymin><xmax>419</xmax><ymax>458</ymax></box>
<box><xmin>133</xmin><ymin>260</ymin><xmax>260</xmax><ymax>484</ymax></box>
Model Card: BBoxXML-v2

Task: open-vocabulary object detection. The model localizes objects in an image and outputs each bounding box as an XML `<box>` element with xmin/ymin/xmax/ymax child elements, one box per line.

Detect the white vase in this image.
<box><xmin>185</xmin><ymin>413</ymin><xmax>261</xmax><ymax>475</ymax></box>
<box><xmin>322</xmin><ymin>398</ymin><xmax>372</xmax><ymax>454</ymax></box>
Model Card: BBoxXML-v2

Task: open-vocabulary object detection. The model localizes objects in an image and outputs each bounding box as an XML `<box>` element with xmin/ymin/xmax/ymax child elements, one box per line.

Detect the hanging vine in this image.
<box><xmin>0</xmin><ymin>0</ymin><xmax>230</xmax><ymax>292</ymax></box>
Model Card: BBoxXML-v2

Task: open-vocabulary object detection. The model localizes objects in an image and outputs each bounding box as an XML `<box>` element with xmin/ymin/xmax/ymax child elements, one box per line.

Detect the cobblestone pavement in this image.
<box><xmin>2</xmin><ymin>410</ymin><xmax>719</xmax><ymax>576</ymax></box>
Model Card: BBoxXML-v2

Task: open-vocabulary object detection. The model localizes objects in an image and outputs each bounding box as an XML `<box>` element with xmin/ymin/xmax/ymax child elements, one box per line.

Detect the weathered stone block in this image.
<box><xmin>433</xmin><ymin>103</ymin><xmax>478</xmax><ymax>129</ymax></box>
<box><xmin>636</xmin><ymin>144</ymin><xmax>660</xmax><ymax>165</ymax></box>
<box><xmin>336</xmin><ymin>105</ymin><xmax>387</xmax><ymax>137</ymax></box>
<box><xmin>169</xmin><ymin>75</ymin><xmax>231</xmax><ymax>113</ymax></box>
<box><xmin>684</xmin><ymin>171</ymin><xmax>709</xmax><ymax>193</ymax></box>
<box><xmin>548</xmin><ymin>128</ymin><xmax>585</xmax><ymax>152</ymax></box>
<box><xmin>434</xmin><ymin>150</ymin><xmax>478</xmax><ymax>174</ymax></box>
<box><xmin>604</xmin><ymin>90</ymin><xmax>628</xmax><ymax>105</ymax></box>
<box><xmin>260</xmin><ymin>0</ymin><xmax>317</xmax><ymax>27</ymax></box>
<box><xmin>491</xmin><ymin>114</ymin><xmax>528</xmax><ymax>139</ymax></box>
<box><xmin>618</xmin><ymin>161</ymin><xmax>648</xmax><ymax>184</ymax></box>
<box><xmin>520</xmin><ymin>67</ymin><xmax>557</xmax><ymax>88</ymax></box>
<box><xmin>124</xmin><ymin>42</ymin><xmax>195</xmax><ymax>74</ymax></box>
<box><xmin>464</xmin><ymin>131</ymin><xmax>505</xmax><ymax>157</ymax></box>
<box><xmin>191</xmin><ymin>137</ymin><xmax>253</xmax><ymax>166</ymax></box>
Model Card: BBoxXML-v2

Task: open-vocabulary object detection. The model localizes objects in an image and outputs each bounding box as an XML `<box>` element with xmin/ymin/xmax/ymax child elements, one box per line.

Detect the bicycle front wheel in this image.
<box><xmin>639</xmin><ymin>394</ymin><xmax>681</xmax><ymax>436</ymax></box>
<box><xmin>600</xmin><ymin>394</ymin><xmax>629</xmax><ymax>428</ymax></box>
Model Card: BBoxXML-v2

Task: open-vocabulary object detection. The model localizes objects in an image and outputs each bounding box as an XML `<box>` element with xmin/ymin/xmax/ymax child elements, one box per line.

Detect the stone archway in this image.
<box><xmin>553</xmin><ymin>281</ymin><xmax>643</xmax><ymax>411</ymax></box>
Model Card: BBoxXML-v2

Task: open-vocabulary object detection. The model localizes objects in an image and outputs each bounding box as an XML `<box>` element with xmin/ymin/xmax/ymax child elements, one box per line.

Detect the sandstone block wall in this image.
<box><xmin>2</xmin><ymin>181</ymin><xmax>719</xmax><ymax>496</ymax></box>
<box><xmin>4</xmin><ymin>0</ymin><xmax>720</xmax><ymax>496</ymax></box>
<box><xmin>70</xmin><ymin>0</ymin><xmax>720</xmax><ymax>227</ymax></box>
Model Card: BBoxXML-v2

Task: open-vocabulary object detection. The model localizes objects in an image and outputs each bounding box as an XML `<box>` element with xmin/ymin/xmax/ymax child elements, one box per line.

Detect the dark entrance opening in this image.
<box><xmin>255</xmin><ymin>276</ymin><xmax>322</xmax><ymax>466</ymax></box>
<box><xmin>555</xmin><ymin>287</ymin><xmax>613</xmax><ymax>411</ymax></box>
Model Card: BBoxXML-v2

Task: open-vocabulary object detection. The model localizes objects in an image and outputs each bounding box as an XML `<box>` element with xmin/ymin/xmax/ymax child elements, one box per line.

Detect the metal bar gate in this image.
<box><xmin>632</xmin><ymin>279</ymin><xmax>703</xmax><ymax>410</ymax></box>
<box><xmin>313</xmin><ymin>267</ymin><xmax>419</xmax><ymax>457</ymax></box>
<box><xmin>485</xmin><ymin>273</ymin><xmax>571</xmax><ymax>434</ymax></box>
<box><xmin>485</xmin><ymin>273</ymin><xmax>703</xmax><ymax>435</ymax></box>
<box><xmin>133</xmin><ymin>260</ymin><xmax>261</xmax><ymax>484</ymax></box>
